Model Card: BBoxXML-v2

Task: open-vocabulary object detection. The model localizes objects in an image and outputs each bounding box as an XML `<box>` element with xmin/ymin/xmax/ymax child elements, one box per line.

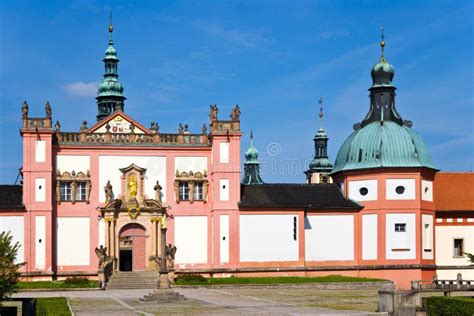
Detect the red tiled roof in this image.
<box><xmin>434</xmin><ymin>172</ymin><xmax>474</xmax><ymax>211</ymax></box>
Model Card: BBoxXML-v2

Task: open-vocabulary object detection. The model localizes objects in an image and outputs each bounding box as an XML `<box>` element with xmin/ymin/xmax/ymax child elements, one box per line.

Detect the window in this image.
<box><xmin>359</xmin><ymin>187</ymin><xmax>368</xmax><ymax>196</ymax></box>
<box><xmin>454</xmin><ymin>239</ymin><xmax>464</xmax><ymax>257</ymax></box>
<box><xmin>76</xmin><ymin>182</ymin><xmax>87</xmax><ymax>201</ymax></box>
<box><xmin>179</xmin><ymin>182</ymin><xmax>189</xmax><ymax>201</ymax></box>
<box><xmin>193</xmin><ymin>182</ymin><xmax>203</xmax><ymax>201</ymax></box>
<box><xmin>394</xmin><ymin>223</ymin><xmax>406</xmax><ymax>232</ymax></box>
<box><xmin>60</xmin><ymin>182</ymin><xmax>72</xmax><ymax>201</ymax></box>
<box><xmin>395</xmin><ymin>186</ymin><xmax>405</xmax><ymax>194</ymax></box>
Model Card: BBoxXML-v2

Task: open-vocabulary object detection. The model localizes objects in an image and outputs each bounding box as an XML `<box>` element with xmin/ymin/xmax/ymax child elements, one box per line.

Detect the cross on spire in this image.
<box><xmin>380</xmin><ymin>26</ymin><xmax>385</xmax><ymax>59</ymax></box>
<box><xmin>109</xmin><ymin>12</ymin><xmax>113</xmax><ymax>41</ymax></box>
<box><xmin>318</xmin><ymin>96</ymin><xmax>324</xmax><ymax>129</ymax></box>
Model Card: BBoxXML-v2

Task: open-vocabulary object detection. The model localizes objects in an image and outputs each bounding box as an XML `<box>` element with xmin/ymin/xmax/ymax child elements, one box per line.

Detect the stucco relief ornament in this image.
<box><xmin>127</xmin><ymin>207</ymin><xmax>140</xmax><ymax>219</ymax></box>
<box><xmin>45</xmin><ymin>101</ymin><xmax>52</xmax><ymax>119</ymax></box>
<box><xmin>104</xmin><ymin>180</ymin><xmax>114</xmax><ymax>203</ymax></box>
<box><xmin>22</xmin><ymin>101</ymin><xmax>28</xmax><ymax>119</ymax></box>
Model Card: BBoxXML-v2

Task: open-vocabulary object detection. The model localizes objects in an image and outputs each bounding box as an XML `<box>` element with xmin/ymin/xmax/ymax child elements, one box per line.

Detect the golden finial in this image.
<box><xmin>108</xmin><ymin>12</ymin><xmax>113</xmax><ymax>35</ymax></box>
<box><xmin>380</xmin><ymin>26</ymin><xmax>385</xmax><ymax>59</ymax></box>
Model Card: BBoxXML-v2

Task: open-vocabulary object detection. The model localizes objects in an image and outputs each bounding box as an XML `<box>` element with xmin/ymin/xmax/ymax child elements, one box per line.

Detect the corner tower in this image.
<box><xmin>330</xmin><ymin>29</ymin><xmax>438</xmax><ymax>289</ymax></box>
<box><xmin>305</xmin><ymin>97</ymin><xmax>333</xmax><ymax>184</ymax></box>
<box><xmin>96</xmin><ymin>16</ymin><xmax>126</xmax><ymax>121</ymax></box>
<box><xmin>242</xmin><ymin>131</ymin><xmax>264</xmax><ymax>185</ymax></box>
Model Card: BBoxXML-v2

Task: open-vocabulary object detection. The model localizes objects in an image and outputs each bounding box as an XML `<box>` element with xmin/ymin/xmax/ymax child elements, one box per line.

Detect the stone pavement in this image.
<box><xmin>14</xmin><ymin>288</ymin><xmax>388</xmax><ymax>315</ymax></box>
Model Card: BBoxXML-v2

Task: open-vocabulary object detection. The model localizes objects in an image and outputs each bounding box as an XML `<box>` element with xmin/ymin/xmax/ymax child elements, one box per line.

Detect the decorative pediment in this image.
<box><xmin>88</xmin><ymin>111</ymin><xmax>149</xmax><ymax>134</ymax></box>
<box><xmin>119</xmin><ymin>163</ymin><xmax>147</xmax><ymax>175</ymax></box>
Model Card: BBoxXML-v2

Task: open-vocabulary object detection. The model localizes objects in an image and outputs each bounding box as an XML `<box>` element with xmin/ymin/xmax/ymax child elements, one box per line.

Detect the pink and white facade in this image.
<box><xmin>1</xmin><ymin>28</ymin><xmax>473</xmax><ymax>290</ymax></box>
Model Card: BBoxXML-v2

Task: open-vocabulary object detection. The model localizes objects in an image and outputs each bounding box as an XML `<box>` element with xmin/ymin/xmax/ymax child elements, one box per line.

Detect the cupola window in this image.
<box><xmin>395</xmin><ymin>186</ymin><xmax>405</xmax><ymax>195</ymax></box>
<box><xmin>359</xmin><ymin>187</ymin><xmax>369</xmax><ymax>196</ymax></box>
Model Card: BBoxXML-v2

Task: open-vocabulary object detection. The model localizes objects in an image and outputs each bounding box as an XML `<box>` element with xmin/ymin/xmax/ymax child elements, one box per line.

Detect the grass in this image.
<box><xmin>175</xmin><ymin>274</ymin><xmax>386</xmax><ymax>286</ymax></box>
<box><xmin>18</xmin><ymin>280</ymin><xmax>97</xmax><ymax>290</ymax></box>
<box><xmin>36</xmin><ymin>297</ymin><xmax>71</xmax><ymax>315</ymax></box>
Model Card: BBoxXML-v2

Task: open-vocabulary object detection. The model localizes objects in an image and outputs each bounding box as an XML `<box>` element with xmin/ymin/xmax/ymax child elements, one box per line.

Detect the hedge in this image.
<box><xmin>426</xmin><ymin>296</ymin><xmax>474</xmax><ymax>316</ymax></box>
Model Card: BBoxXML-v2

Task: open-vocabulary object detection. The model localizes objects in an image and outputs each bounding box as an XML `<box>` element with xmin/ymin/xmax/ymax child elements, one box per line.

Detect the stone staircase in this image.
<box><xmin>106</xmin><ymin>271</ymin><xmax>160</xmax><ymax>289</ymax></box>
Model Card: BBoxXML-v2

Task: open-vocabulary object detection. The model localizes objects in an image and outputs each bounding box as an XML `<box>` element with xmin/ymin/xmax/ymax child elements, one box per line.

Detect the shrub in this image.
<box><xmin>36</xmin><ymin>297</ymin><xmax>71</xmax><ymax>315</ymax></box>
<box><xmin>175</xmin><ymin>274</ymin><xmax>207</xmax><ymax>284</ymax></box>
<box><xmin>63</xmin><ymin>277</ymin><xmax>90</xmax><ymax>286</ymax></box>
<box><xmin>426</xmin><ymin>296</ymin><xmax>474</xmax><ymax>316</ymax></box>
<box><xmin>0</xmin><ymin>231</ymin><xmax>24</xmax><ymax>302</ymax></box>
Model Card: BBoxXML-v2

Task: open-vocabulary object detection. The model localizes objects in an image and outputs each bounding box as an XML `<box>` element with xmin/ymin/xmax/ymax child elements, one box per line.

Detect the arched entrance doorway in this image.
<box><xmin>119</xmin><ymin>223</ymin><xmax>146</xmax><ymax>271</ymax></box>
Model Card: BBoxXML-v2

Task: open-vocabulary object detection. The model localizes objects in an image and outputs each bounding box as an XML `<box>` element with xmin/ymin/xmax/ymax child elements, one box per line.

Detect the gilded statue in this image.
<box><xmin>104</xmin><ymin>180</ymin><xmax>113</xmax><ymax>203</ymax></box>
<box><xmin>230</xmin><ymin>105</ymin><xmax>241</xmax><ymax>121</ymax></box>
<box><xmin>128</xmin><ymin>174</ymin><xmax>138</xmax><ymax>197</ymax></box>
<box><xmin>154</xmin><ymin>180</ymin><xmax>162</xmax><ymax>202</ymax></box>
<box><xmin>22</xmin><ymin>101</ymin><xmax>28</xmax><ymax>119</ymax></box>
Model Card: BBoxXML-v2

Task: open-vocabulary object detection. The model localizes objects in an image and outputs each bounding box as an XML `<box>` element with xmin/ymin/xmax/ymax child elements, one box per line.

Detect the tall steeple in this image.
<box><xmin>242</xmin><ymin>131</ymin><xmax>264</xmax><ymax>185</ymax></box>
<box><xmin>96</xmin><ymin>14</ymin><xmax>126</xmax><ymax>121</ymax></box>
<box><xmin>358</xmin><ymin>27</ymin><xmax>404</xmax><ymax>129</ymax></box>
<box><xmin>305</xmin><ymin>97</ymin><xmax>333</xmax><ymax>184</ymax></box>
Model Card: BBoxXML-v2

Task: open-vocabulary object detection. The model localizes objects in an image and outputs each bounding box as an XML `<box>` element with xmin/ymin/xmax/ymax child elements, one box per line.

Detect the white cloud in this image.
<box><xmin>63</xmin><ymin>81</ymin><xmax>99</xmax><ymax>97</ymax></box>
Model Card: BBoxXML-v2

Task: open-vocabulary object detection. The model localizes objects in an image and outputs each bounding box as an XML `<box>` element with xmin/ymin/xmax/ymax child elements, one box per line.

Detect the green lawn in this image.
<box><xmin>36</xmin><ymin>297</ymin><xmax>71</xmax><ymax>315</ymax></box>
<box><xmin>18</xmin><ymin>279</ymin><xmax>97</xmax><ymax>290</ymax></box>
<box><xmin>175</xmin><ymin>275</ymin><xmax>386</xmax><ymax>286</ymax></box>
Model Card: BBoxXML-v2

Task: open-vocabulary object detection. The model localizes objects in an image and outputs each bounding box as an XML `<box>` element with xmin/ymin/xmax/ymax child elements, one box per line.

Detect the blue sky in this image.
<box><xmin>0</xmin><ymin>0</ymin><xmax>472</xmax><ymax>184</ymax></box>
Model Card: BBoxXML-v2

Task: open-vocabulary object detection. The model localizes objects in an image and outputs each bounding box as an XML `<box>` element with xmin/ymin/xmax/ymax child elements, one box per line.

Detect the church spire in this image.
<box><xmin>96</xmin><ymin>14</ymin><xmax>126</xmax><ymax>121</ymax></box>
<box><xmin>305</xmin><ymin>97</ymin><xmax>333</xmax><ymax>184</ymax></box>
<box><xmin>242</xmin><ymin>131</ymin><xmax>264</xmax><ymax>185</ymax></box>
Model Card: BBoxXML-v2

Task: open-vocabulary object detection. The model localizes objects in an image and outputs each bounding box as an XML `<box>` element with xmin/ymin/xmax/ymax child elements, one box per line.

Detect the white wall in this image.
<box><xmin>99</xmin><ymin>156</ymin><xmax>166</xmax><ymax>202</ymax></box>
<box><xmin>348</xmin><ymin>180</ymin><xmax>377</xmax><ymax>201</ymax></box>
<box><xmin>386</xmin><ymin>213</ymin><xmax>416</xmax><ymax>260</ymax></box>
<box><xmin>362</xmin><ymin>214</ymin><xmax>378</xmax><ymax>260</ymax></box>
<box><xmin>422</xmin><ymin>214</ymin><xmax>434</xmax><ymax>259</ymax></box>
<box><xmin>0</xmin><ymin>216</ymin><xmax>24</xmax><ymax>263</ymax></box>
<box><xmin>174</xmin><ymin>216</ymin><xmax>208</xmax><ymax>264</ymax></box>
<box><xmin>436</xmin><ymin>225</ymin><xmax>474</xmax><ymax>279</ymax></box>
<box><xmin>57</xmin><ymin>217</ymin><xmax>90</xmax><ymax>266</ymax></box>
<box><xmin>35</xmin><ymin>140</ymin><xmax>46</xmax><ymax>162</ymax></box>
<box><xmin>220</xmin><ymin>179</ymin><xmax>229</xmax><ymax>201</ymax></box>
<box><xmin>220</xmin><ymin>215</ymin><xmax>229</xmax><ymax>263</ymax></box>
<box><xmin>305</xmin><ymin>215</ymin><xmax>354</xmax><ymax>261</ymax></box>
<box><xmin>35</xmin><ymin>216</ymin><xmax>46</xmax><ymax>269</ymax></box>
<box><xmin>35</xmin><ymin>178</ymin><xmax>46</xmax><ymax>202</ymax></box>
<box><xmin>174</xmin><ymin>157</ymin><xmax>207</xmax><ymax>173</ymax></box>
<box><xmin>386</xmin><ymin>179</ymin><xmax>416</xmax><ymax>200</ymax></box>
<box><xmin>56</xmin><ymin>155</ymin><xmax>90</xmax><ymax>173</ymax></box>
<box><xmin>240</xmin><ymin>214</ymin><xmax>299</xmax><ymax>262</ymax></box>
<box><xmin>219</xmin><ymin>142</ymin><xmax>229</xmax><ymax>163</ymax></box>
<box><xmin>421</xmin><ymin>180</ymin><xmax>433</xmax><ymax>201</ymax></box>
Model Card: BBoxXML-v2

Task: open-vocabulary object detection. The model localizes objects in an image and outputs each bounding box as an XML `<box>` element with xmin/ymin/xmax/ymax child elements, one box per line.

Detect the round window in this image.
<box><xmin>424</xmin><ymin>186</ymin><xmax>429</xmax><ymax>193</ymax></box>
<box><xmin>359</xmin><ymin>187</ymin><xmax>368</xmax><ymax>196</ymax></box>
<box><xmin>395</xmin><ymin>186</ymin><xmax>405</xmax><ymax>194</ymax></box>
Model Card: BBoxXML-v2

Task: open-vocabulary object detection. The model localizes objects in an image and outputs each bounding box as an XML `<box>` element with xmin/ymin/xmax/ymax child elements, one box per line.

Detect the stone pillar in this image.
<box><xmin>158</xmin><ymin>226</ymin><xmax>170</xmax><ymax>288</ymax></box>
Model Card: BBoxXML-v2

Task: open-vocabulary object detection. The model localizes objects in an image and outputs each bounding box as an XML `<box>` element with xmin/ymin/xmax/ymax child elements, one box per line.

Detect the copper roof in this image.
<box><xmin>434</xmin><ymin>172</ymin><xmax>474</xmax><ymax>211</ymax></box>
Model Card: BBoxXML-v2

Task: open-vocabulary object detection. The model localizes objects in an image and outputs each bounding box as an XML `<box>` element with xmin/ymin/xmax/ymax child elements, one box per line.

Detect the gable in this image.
<box><xmin>88</xmin><ymin>111</ymin><xmax>148</xmax><ymax>134</ymax></box>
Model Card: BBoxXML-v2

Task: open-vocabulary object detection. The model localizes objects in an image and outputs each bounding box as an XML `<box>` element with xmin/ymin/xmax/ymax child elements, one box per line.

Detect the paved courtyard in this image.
<box><xmin>14</xmin><ymin>287</ymin><xmax>387</xmax><ymax>315</ymax></box>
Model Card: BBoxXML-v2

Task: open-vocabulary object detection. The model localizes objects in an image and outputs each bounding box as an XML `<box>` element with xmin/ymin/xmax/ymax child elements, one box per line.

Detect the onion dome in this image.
<box><xmin>331</xmin><ymin>29</ymin><xmax>436</xmax><ymax>174</ymax></box>
<box><xmin>242</xmin><ymin>132</ymin><xmax>264</xmax><ymax>185</ymax></box>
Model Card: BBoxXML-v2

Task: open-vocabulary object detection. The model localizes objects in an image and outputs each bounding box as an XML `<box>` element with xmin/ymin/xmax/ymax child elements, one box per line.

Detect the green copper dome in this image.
<box><xmin>332</xmin><ymin>121</ymin><xmax>436</xmax><ymax>173</ymax></box>
<box><xmin>104</xmin><ymin>40</ymin><xmax>118</xmax><ymax>60</ymax></box>
<box><xmin>245</xmin><ymin>143</ymin><xmax>259</xmax><ymax>164</ymax></box>
<box><xmin>332</xmin><ymin>34</ymin><xmax>436</xmax><ymax>174</ymax></box>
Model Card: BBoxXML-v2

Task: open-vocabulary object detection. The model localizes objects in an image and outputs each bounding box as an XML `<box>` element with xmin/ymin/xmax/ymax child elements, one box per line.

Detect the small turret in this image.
<box><xmin>242</xmin><ymin>131</ymin><xmax>264</xmax><ymax>185</ymax></box>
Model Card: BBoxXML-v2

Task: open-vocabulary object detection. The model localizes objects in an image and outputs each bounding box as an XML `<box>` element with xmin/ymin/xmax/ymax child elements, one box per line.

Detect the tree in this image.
<box><xmin>0</xmin><ymin>231</ymin><xmax>23</xmax><ymax>302</ymax></box>
<box><xmin>466</xmin><ymin>252</ymin><xmax>474</xmax><ymax>264</ymax></box>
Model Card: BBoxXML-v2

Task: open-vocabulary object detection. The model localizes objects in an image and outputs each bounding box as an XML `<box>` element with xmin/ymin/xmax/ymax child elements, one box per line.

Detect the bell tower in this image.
<box><xmin>96</xmin><ymin>15</ymin><xmax>126</xmax><ymax>121</ymax></box>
